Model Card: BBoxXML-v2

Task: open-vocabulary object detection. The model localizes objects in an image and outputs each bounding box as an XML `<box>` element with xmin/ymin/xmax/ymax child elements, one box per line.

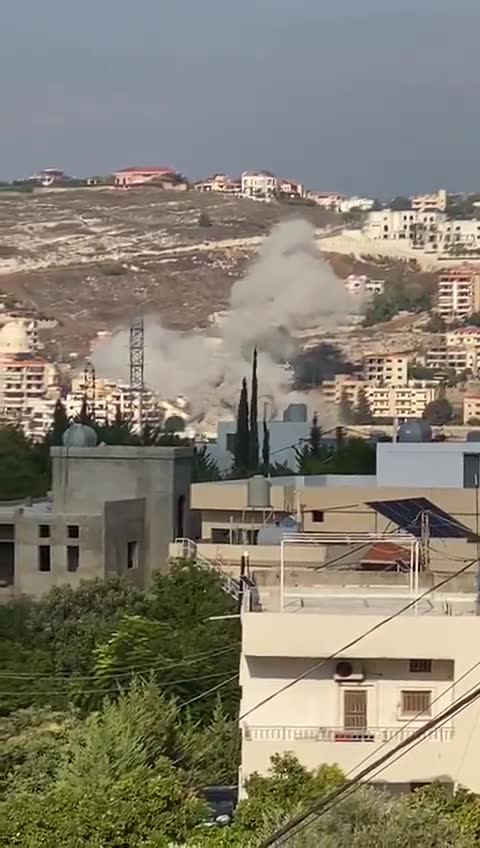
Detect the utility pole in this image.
<box><xmin>129</xmin><ymin>317</ymin><xmax>144</xmax><ymax>431</ymax></box>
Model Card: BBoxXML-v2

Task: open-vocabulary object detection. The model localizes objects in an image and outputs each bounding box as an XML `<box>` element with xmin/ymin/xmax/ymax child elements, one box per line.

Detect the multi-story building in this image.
<box><xmin>194</xmin><ymin>174</ymin><xmax>241</xmax><ymax>194</ymax></box>
<box><xmin>363</xmin><ymin>352</ymin><xmax>410</xmax><ymax>387</ymax></box>
<box><xmin>322</xmin><ymin>375</ymin><xmax>438</xmax><ymax>419</ymax></box>
<box><xmin>439</xmin><ymin>220</ymin><xmax>480</xmax><ymax>253</ymax></box>
<box><xmin>241</xmin><ymin>171</ymin><xmax>277</xmax><ymax>198</ymax></box>
<box><xmin>278</xmin><ymin>179</ymin><xmax>305</xmax><ymax>198</ymax></box>
<box><xmin>344</xmin><ymin>275</ymin><xmax>385</xmax><ymax>297</ymax></box>
<box><xmin>310</xmin><ymin>192</ymin><xmax>344</xmax><ymax>210</ymax></box>
<box><xmin>410</xmin><ymin>189</ymin><xmax>448</xmax><ymax>212</ymax></box>
<box><xmin>425</xmin><ymin>345</ymin><xmax>478</xmax><ymax>376</ymax></box>
<box><xmin>446</xmin><ymin>327</ymin><xmax>480</xmax><ymax>348</ymax></box>
<box><xmin>364</xmin><ymin>210</ymin><xmax>446</xmax><ymax>248</ymax></box>
<box><xmin>240</xmin><ymin>576</ymin><xmax>480</xmax><ymax>794</ymax></box>
<box><xmin>463</xmin><ymin>395</ymin><xmax>480</xmax><ymax>424</ymax></box>
<box><xmin>65</xmin><ymin>376</ymin><xmax>167</xmax><ymax>430</ymax></box>
<box><xmin>437</xmin><ymin>266</ymin><xmax>480</xmax><ymax>320</ymax></box>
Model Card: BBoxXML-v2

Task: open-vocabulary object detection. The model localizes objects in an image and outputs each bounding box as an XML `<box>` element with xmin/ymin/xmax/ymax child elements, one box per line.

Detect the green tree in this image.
<box><xmin>249</xmin><ymin>348</ymin><xmax>259</xmax><ymax>472</ymax></box>
<box><xmin>0</xmin><ymin>427</ymin><xmax>49</xmax><ymax>500</ymax></box>
<box><xmin>309</xmin><ymin>412</ymin><xmax>322</xmax><ymax>456</ymax></box>
<box><xmin>353</xmin><ymin>387</ymin><xmax>373</xmax><ymax>424</ymax></box>
<box><xmin>164</xmin><ymin>415</ymin><xmax>185</xmax><ymax>434</ymax></box>
<box><xmin>233</xmin><ymin>378</ymin><xmax>250</xmax><ymax>476</ymax></box>
<box><xmin>422</xmin><ymin>397</ymin><xmax>453</xmax><ymax>425</ymax></box>
<box><xmin>425</xmin><ymin>313</ymin><xmax>446</xmax><ymax>333</ymax></box>
<box><xmin>192</xmin><ymin>445</ymin><xmax>221</xmax><ymax>482</ymax></box>
<box><xmin>338</xmin><ymin>388</ymin><xmax>355</xmax><ymax>424</ymax></box>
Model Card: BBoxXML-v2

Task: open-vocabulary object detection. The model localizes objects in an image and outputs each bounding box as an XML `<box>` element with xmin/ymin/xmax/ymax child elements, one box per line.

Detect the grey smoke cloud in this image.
<box><xmin>92</xmin><ymin>219</ymin><xmax>353</xmax><ymax>425</ymax></box>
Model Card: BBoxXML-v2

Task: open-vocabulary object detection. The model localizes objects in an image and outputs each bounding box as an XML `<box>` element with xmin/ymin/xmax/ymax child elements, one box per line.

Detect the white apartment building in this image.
<box><xmin>194</xmin><ymin>174</ymin><xmax>241</xmax><ymax>194</ymax></box>
<box><xmin>410</xmin><ymin>189</ymin><xmax>448</xmax><ymax>212</ymax></box>
<box><xmin>241</xmin><ymin>171</ymin><xmax>277</xmax><ymax>198</ymax></box>
<box><xmin>364</xmin><ymin>210</ymin><xmax>446</xmax><ymax>247</ymax></box>
<box><xmin>278</xmin><ymin>179</ymin><xmax>305</xmax><ymax>197</ymax></box>
<box><xmin>437</xmin><ymin>267</ymin><xmax>480</xmax><ymax>320</ymax></box>
<box><xmin>345</xmin><ymin>275</ymin><xmax>385</xmax><ymax>297</ymax></box>
<box><xmin>240</xmin><ymin>577</ymin><xmax>480</xmax><ymax>793</ymax></box>
<box><xmin>322</xmin><ymin>375</ymin><xmax>438</xmax><ymax>419</ymax></box>
<box><xmin>363</xmin><ymin>352</ymin><xmax>410</xmax><ymax>387</ymax></box>
<box><xmin>311</xmin><ymin>192</ymin><xmax>344</xmax><ymax>209</ymax></box>
<box><xmin>65</xmin><ymin>377</ymin><xmax>166</xmax><ymax>430</ymax></box>
<box><xmin>446</xmin><ymin>327</ymin><xmax>480</xmax><ymax>348</ymax></box>
<box><xmin>439</xmin><ymin>220</ymin><xmax>480</xmax><ymax>253</ymax></box>
<box><xmin>339</xmin><ymin>196</ymin><xmax>376</xmax><ymax>213</ymax></box>
<box><xmin>425</xmin><ymin>345</ymin><xmax>478</xmax><ymax>375</ymax></box>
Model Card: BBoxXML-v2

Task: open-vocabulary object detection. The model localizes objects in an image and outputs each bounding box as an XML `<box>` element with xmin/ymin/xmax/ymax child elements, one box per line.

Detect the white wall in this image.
<box><xmin>377</xmin><ymin>442</ymin><xmax>478</xmax><ymax>487</ymax></box>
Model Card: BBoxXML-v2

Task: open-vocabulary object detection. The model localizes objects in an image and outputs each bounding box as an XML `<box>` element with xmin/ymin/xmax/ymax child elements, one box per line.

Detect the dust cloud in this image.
<box><xmin>91</xmin><ymin>219</ymin><xmax>354</xmax><ymax>426</ymax></box>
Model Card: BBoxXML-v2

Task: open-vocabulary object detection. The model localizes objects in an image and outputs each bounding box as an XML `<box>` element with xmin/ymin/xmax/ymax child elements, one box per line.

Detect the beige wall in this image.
<box><xmin>240</xmin><ymin>611</ymin><xmax>480</xmax><ymax>791</ymax></box>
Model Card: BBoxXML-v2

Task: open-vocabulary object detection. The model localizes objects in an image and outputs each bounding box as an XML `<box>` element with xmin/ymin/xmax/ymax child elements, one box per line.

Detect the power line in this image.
<box><xmin>260</xmin><ymin>679</ymin><xmax>480</xmax><ymax>846</ymax></box>
<box><xmin>0</xmin><ymin>642</ymin><xmax>240</xmax><ymax>682</ymax></box>
<box><xmin>239</xmin><ymin>554</ymin><xmax>477</xmax><ymax>724</ymax></box>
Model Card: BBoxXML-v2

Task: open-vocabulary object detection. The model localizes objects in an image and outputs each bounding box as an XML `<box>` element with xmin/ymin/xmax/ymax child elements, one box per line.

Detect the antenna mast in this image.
<box><xmin>129</xmin><ymin>317</ymin><xmax>145</xmax><ymax>429</ymax></box>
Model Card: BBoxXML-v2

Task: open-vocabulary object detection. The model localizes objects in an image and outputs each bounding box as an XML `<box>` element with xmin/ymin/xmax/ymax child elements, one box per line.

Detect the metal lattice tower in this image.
<box><xmin>129</xmin><ymin>317</ymin><xmax>145</xmax><ymax>392</ymax></box>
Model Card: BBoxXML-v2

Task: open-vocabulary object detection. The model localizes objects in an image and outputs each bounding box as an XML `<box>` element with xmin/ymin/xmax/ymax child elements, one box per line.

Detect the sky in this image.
<box><xmin>1</xmin><ymin>0</ymin><xmax>480</xmax><ymax>197</ymax></box>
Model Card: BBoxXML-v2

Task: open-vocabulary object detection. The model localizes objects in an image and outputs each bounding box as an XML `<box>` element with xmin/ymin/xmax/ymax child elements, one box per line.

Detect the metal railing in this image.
<box><xmin>242</xmin><ymin>725</ymin><xmax>454</xmax><ymax>743</ymax></box>
<box><xmin>173</xmin><ymin>538</ymin><xmax>240</xmax><ymax>599</ymax></box>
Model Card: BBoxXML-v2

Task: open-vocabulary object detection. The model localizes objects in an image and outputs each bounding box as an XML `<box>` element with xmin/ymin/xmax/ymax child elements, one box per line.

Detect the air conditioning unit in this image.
<box><xmin>334</xmin><ymin>660</ymin><xmax>365</xmax><ymax>682</ymax></box>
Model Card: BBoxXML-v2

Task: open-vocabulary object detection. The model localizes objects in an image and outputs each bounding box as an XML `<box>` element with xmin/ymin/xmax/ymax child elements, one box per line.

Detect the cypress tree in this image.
<box><xmin>51</xmin><ymin>399</ymin><xmax>68</xmax><ymax>446</ymax></box>
<box><xmin>233</xmin><ymin>378</ymin><xmax>250</xmax><ymax>475</ymax></box>
<box><xmin>249</xmin><ymin>348</ymin><xmax>259</xmax><ymax>472</ymax></box>
<box><xmin>354</xmin><ymin>388</ymin><xmax>373</xmax><ymax>424</ymax></box>
<box><xmin>309</xmin><ymin>411</ymin><xmax>322</xmax><ymax>457</ymax></box>
<box><xmin>262</xmin><ymin>417</ymin><xmax>270</xmax><ymax>473</ymax></box>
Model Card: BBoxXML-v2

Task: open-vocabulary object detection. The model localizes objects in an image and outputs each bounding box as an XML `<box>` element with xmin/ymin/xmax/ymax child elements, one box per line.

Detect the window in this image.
<box><xmin>312</xmin><ymin>511</ymin><xmax>324</xmax><ymax>523</ymax></box>
<box><xmin>409</xmin><ymin>659</ymin><xmax>432</xmax><ymax>673</ymax></box>
<box><xmin>39</xmin><ymin>524</ymin><xmax>50</xmax><ymax>539</ymax></box>
<box><xmin>401</xmin><ymin>690</ymin><xmax>431</xmax><ymax>717</ymax></box>
<box><xmin>226</xmin><ymin>433</ymin><xmax>236</xmax><ymax>453</ymax></box>
<box><xmin>67</xmin><ymin>525</ymin><xmax>79</xmax><ymax>539</ymax></box>
<box><xmin>127</xmin><ymin>541</ymin><xmax>138</xmax><ymax>569</ymax></box>
<box><xmin>67</xmin><ymin>545</ymin><xmax>79</xmax><ymax>572</ymax></box>
<box><xmin>0</xmin><ymin>524</ymin><xmax>14</xmax><ymax>541</ymax></box>
<box><xmin>343</xmin><ymin>689</ymin><xmax>367</xmax><ymax>729</ymax></box>
<box><xmin>38</xmin><ymin>545</ymin><xmax>51</xmax><ymax>572</ymax></box>
<box><xmin>464</xmin><ymin>454</ymin><xmax>480</xmax><ymax>488</ymax></box>
<box><xmin>211</xmin><ymin>528</ymin><xmax>230</xmax><ymax>544</ymax></box>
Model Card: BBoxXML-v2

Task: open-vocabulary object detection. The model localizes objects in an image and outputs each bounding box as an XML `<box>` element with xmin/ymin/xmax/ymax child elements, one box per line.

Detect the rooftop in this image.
<box><xmin>115</xmin><ymin>166</ymin><xmax>175</xmax><ymax>174</ymax></box>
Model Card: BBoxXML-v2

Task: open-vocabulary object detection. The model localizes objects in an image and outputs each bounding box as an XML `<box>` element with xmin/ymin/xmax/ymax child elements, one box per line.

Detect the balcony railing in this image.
<box><xmin>243</xmin><ymin>725</ymin><xmax>454</xmax><ymax>743</ymax></box>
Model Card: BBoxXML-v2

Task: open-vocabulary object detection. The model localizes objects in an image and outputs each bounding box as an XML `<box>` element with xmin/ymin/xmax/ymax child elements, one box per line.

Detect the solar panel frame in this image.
<box><xmin>367</xmin><ymin>497</ymin><xmax>479</xmax><ymax>540</ymax></box>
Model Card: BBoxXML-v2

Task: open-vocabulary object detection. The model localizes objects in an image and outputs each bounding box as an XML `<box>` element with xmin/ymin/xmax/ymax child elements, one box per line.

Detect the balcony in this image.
<box><xmin>243</xmin><ymin>725</ymin><xmax>454</xmax><ymax>743</ymax></box>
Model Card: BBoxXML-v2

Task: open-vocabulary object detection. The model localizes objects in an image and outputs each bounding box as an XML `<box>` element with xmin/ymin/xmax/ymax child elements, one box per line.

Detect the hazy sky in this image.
<box><xmin>2</xmin><ymin>0</ymin><xmax>480</xmax><ymax>196</ymax></box>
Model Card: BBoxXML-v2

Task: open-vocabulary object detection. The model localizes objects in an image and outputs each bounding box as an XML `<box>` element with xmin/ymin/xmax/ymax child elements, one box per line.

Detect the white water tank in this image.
<box><xmin>247</xmin><ymin>475</ymin><xmax>271</xmax><ymax>508</ymax></box>
<box><xmin>62</xmin><ymin>423</ymin><xmax>98</xmax><ymax>447</ymax></box>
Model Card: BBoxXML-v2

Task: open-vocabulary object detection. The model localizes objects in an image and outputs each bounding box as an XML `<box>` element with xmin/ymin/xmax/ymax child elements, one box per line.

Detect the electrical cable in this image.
<box><xmin>0</xmin><ymin>641</ymin><xmax>241</xmax><ymax>682</ymax></box>
<box><xmin>240</xmin><ymin>553</ymin><xmax>477</xmax><ymax>724</ymax></box>
<box><xmin>260</xmin><ymin>678</ymin><xmax>480</xmax><ymax>846</ymax></box>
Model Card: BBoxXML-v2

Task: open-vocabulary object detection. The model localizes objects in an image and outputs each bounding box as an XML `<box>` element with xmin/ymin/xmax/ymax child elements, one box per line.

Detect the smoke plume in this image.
<box><xmin>92</xmin><ymin>219</ymin><xmax>353</xmax><ymax>427</ymax></box>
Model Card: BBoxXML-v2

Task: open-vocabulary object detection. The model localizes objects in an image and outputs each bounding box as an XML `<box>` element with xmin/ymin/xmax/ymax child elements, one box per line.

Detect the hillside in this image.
<box><xmin>0</xmin><ymin>188</ymin><xmax>336</xmax><ymax>357</ymax></box>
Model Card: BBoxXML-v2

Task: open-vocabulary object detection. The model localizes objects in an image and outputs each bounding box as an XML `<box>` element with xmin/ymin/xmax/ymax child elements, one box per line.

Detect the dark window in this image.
<box><xmin>226</xmin><ymin>433</ymin><xmax>236</xmax><ymax>453</ymax></box>
<box><xmin>211</xmin><ymin>528</ymin><xmax>230</xmax><ymax>544</ymax></box>
<box><xmin>409</xmin><ymin>659</ymin><xmax>432</xmax><ymax>673</ymax></box>
<box><xmin>464</xmin><ymin>454</ymin><xmax>480</xmax><ymax>488</ymax></box>
<box><xmin>38</xmin><ymin>545</ymin><xmax>51</xmax><ymax>572</ymax></box>
<box><xmin>127</xmin><ymin>541</ymin><xmax>138</xmax><ymax>569</ymax></box>
<box><xmin>67</xmin><ymin>525</ymin><xmax>79</xmax><ymax>539</ymax></box>
<box><xmin>39</xmin><ymin>524</ymin><xmax>50</xmax><ymax>538</ymax></box>
<box><xmin>176</xmin><ymin>495</ymin><xmax>185</xmax><ymax>538</ymax></box>
<box><xmin>67</xmin><ymin>546</ymin><xmax>79</xmax><ymax>572</ymax></box>
<box><xmin>312</xmin><ymin>511</ymin><xmax>324</xmax><ymax>523</ymax></box>
<box><xmin>0</xmin><ymin>524</ymin><xmax>15</xmax><ymax>541</ymax></box>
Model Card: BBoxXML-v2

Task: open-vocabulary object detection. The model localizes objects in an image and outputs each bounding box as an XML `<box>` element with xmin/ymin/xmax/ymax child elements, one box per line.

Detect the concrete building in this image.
<box><xmin>410</xmin><ymin>189</ymin><xmax>448</xmax><ymax>212</ymax></box>
<box><xmin>278</xmin><ymin>179</ymin><xmax>305</xmax><ymax>198</ymax></box>
<box><xmin>425</xmin><ymin>345</ymin><xmax>478</xmax><ymax>376</ymax></box>
<box><xmin>344</xmin><ymin>275</ymin><xmax>385</xmax><ymax>298</ymax></box>
<box><xmin>439</xmin><ymin>220</ymin><xmax>480</xmax><ymax>253</ymax></box>
<box><xmin>65</xmin><ymin>376</ymin><xmax>166</xmax><ymax>430</ymax></box>
<box><xmin>240</xmin><ymin>580</ymin><xmax>480</xmax><ymax>794</ymax></box>
<box><xmin>446</xmin><ymin>327</ymin><xmax>480</xmax><ymax>348</ymax></box>
<box><xmin>0</xmin><ymin>443</ymin><xmax>193</xmax><ymax>599</ymax></box>
<box><xmin>113</xmin><ymin>166</ymin><xmax>185</xmax><ymax>189</ymax></box>
<box><xmin>310</xmin><ymin>192</ymin><xmax>344</xmax><ymax>210</ymax></box>
<box><xmin>322</xmin><ymin>375</ymin><xmax>438</xmax><ymax>419</ymax></box>
<box><xmin>241</xmin><ymin>171</ymin><xmax>277</xmax><ymax>198</ymax></box>
<box><xmin>463</xmin><ymin>396</ymin><xmax>480</xmax><ymax>424</ymax></box>
<box><xmin>364</xmin><ymin>210</ymin><xmax>446</xmax><ymax>247</ymax></box>
<box><xmin>363</xmin><ymin>352</ymin><xmax>410</xmax><ymax>387</ymax></box>
<box><xmin>194</xmin><ymin>174</ymin><xmax>241</xmax><ymax>194</ymax></box>
<box><xmin>437</xmin><ymin>266</ymin><xmax>480</xmax><ymax>320</ymax></box>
